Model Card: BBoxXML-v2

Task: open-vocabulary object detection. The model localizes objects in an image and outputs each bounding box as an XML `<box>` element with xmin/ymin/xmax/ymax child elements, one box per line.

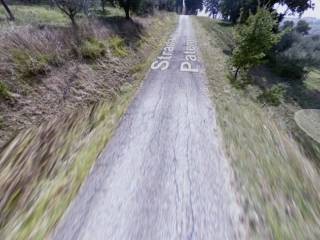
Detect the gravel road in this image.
<box><xmin>51</xmin><ymin>15</ymin><xmax>241</xmax><ymax>240</ymax></box>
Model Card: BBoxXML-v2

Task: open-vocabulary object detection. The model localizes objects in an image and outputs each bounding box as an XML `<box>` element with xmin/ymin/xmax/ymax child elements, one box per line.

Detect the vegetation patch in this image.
<box><xmin>194</xmin><ymin>16</ymin><xmax>320</xmax><ymax>239</ymax></box>
<box><xmin>10</xmin><ymin>49</ymin><xmax>50</xmax><ymax>78</ymax></box>
<box><xmin>108</xmin><ymin>36</ymin><xmax>127</xmax><ymax>57</ymax></box>
<box><xmin>80</xmin><ymin>37</ymin><xmax>106</xmax><ymax>60</ymax></box>
<box><xmin>0</xmin><ymin>5</ymin><xmax>68</xmax><ymax>26</ymax></box>
<box><xmin>258</xmin><ymin>84</ymin><xmax>286</xmax><ymax>106</ymax></box>
<box><xmin>0</xmin><ymin>81</ymin><xmax>9</xmax><ymax>98</ymax></box>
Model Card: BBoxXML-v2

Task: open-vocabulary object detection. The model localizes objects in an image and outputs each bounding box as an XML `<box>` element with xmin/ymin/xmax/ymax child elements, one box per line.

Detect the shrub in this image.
<box><xmin>259</xmin><ymin>84</ymin><xmax>286</xmax><ymax>106</ymax></box>
<box><xmin>80</xmin><ymin>38</ymin><xmax>106</xmax><ymax>60</ymax></box>
<box><xmin>10</xmin><ymin>49</ymin><xmax>50</xmax><ymax>77</ymax></box>
<box><xmin>108</xmin><ymin>36</ymin><xmax>127</xmax><ymax>57</ymax></box>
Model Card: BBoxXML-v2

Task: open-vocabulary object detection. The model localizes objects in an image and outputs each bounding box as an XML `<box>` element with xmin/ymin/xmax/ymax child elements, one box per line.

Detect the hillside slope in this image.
<box><xmin>0</xmin><ymin>7</ymin><xmax>177</xmax><ymax>239</ymax></box>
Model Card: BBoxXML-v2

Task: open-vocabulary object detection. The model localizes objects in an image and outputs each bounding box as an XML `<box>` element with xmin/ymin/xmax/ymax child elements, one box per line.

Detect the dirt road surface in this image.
<box><xmin>51</xmin><ymin>15</ymin><xmax>241</xmax><ymax>240</ymax></box>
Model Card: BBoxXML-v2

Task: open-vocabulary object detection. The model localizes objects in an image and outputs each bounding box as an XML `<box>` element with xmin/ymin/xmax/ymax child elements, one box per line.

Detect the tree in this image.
<box><xmin>271</xmin><ymin>23</ymin><xmax>320</xmax><ymax>79</ymax></box>
<box><xmin>117</xmin><ymin>0</ymin><xmax>143</xmax><ymax>19</ymax></box>
<box><xmin>185</xmin><ymin>0</ymin><xmax>203</xmax><ymax>15</ymax></box>
<box><xmin>220</xmin><ymin>0</ymin><xmax>241</xmax><ymax>22</ymax></box>
<box><xmin>101</xmin><ymin>0</ymin><xmax>107</xmax><ymax>12</ymax></box>
<box><xmin>0</xmin><ymin>0</ymin><xmax>15</xmax><ymax>21</ymax></box>
<box><xmin>204</xmin><ymin>0</ymin><xmax>219</xmax><ymax>18</ymax></box>
<box><xmin>53</xmin><ymin>0</ymin><xmax>84</xmax><ymax>27</ymax></box>
<box><xmin>158</xmin><ymin>0</ymin><xmax>176</xmax><ymax>11</ymax></box>
<box><xmin>282</xmin><ymin>20</ymin><xmax>295</xmax><ymax>30</ymax></box>
<box><xmin>176</xmin><ymin>0</ymin><xmax>183</xmax><ymax>13</ymax></box>
<box><xmin>232</xmin><ymin>7</ymin><xmax>280</xmax><ymax>78</ymax></box>
<box><xmin>295</xmin><ymin>20</ymin><xmax>311</xmax><ymax>35</ymax></box>
<box><xmin>220</xmin><ymin>0</ymin><xmax>314</xmax><ymax>23</ymax></box>
<box><xmin>137</xmin><ymin>0</ymin><xmax>156</xmax><ymax>15</ymax></box>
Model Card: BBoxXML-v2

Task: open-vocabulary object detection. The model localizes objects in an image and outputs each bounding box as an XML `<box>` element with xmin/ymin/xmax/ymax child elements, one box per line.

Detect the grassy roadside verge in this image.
<box><xmin>0</xmin><ymin>13</ymin><xmax>177</xmax><ymax>240</ymax></box>
<box><xmin>0</xmin><ymin>4</ymin><xmax>125</xmax><ymax>27</ymax></box>
<box><xmin>193</xmin><ymin>17</ymin><xmax>320</xmax><ymax>239</ymax></box>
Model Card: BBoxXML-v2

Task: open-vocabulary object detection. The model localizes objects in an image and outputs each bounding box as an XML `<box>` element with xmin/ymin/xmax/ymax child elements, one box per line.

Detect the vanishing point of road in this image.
<box><xmin>51</xmin><ymin>15</ymin><xmax>241</xmax><ymax>240</ymax></box>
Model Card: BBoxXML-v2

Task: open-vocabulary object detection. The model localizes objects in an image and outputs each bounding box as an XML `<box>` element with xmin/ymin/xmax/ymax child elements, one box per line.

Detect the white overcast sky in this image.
<box><xmin>199</xmin><ymin>1</ymin><xmax>320</xmax><ymax>18</ymax></box>
<box><xmin>275</xmin><ymin>1</ymin><xmax>320</xmax><ymax>18</ymax></box>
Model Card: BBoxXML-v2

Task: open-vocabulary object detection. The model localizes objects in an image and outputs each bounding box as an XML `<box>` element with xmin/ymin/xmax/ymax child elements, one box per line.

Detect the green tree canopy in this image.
<box><xmin>282</xmin><ymin>20</ymin><xmax>295</xmax><ymax>30</ymax></box>
<box><xmin>295</xmin><ymin>20</ymin><xmax>311</xmax><ymax>35</ymax></box>
<box><xmin>232</xmin><ymin>7</ymin><xmax>280</xmax><ymax>78</ymax></box>
<box><xmin>117</xmin><ymin>0</ymin><xmax>143</xmax><ymax>19</ymax></box>
<box><xmin>220</xmin><ymin>0</ymin><xmax>314</xmax><ymax>23</ymax></box>
<box><xmin>185</xmin><ymin>0</ymin><xmax>203</xmax><ymax>15</ymax></box>
<box><xmin>204</xmin><ymin>0</ymin><xmax>219</xmax><ymax>18</ymax></box>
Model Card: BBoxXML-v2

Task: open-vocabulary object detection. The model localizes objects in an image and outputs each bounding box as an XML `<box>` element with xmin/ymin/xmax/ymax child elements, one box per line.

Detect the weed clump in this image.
<box><xmin>228</xmin><ymin>71</ymin><xmax>251</xmax><ymax>89</ymax></box>
<box><xmin>108</xmin><ymin>36</ymin><xmax>127</xmax><ymax>57</ymax></box>
<box><xmin>259</xmin><ymin>84</ymin><xmax>286</xmax><ymax>106</ymax></box>
<box><xmin>80</xmin><ymin>38</ymin><xmax>106</xmax><ymax>60</ymax></box>
<box><xmin>10</xmin><ymin>49</ymin><xmax>51</xmax><ymax>78</ymax></box>
<box><xmin>0</xmin><ymin>82</ymin><xmax>9</xmax><ymax>98</ymax></box>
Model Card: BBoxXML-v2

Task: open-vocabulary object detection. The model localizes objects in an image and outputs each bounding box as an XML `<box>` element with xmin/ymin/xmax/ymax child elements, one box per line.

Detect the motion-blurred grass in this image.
<box><xmin>194</xmin><ymin>16</ymin><xmax>320</xmax><ymax>239</ymax></box>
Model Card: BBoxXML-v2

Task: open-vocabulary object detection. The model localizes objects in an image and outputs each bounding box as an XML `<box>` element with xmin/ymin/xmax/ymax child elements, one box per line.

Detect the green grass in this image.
<box><xmin>80</xmin><ymin>38</ymin><xmax>106</xmax><ymax>60</ymax></box>
<box><xmin>108</xmin><ymin>36</ymin><xmax>128</xmax><ymax>57</ymax></box>
<box><xmin>10</xmin><ymin>48</ymin><xmax>50</xmax><ymax>78</ymax></box>
<box><xmin>194</xmin><ymin>16</ymin><xmax>320</xmax><ymax>239</ymax></box>
<box><xmin>0</xmin><ymin>5</ymin><xmax>68</xmax><ymax>26</ymax></box>
<box><xmin>305</xmin><ymin>69</ymin><xmax>320</xmax><ymax>91</ymax></box>
<box><xmin>259</xmin><ymin>83</ymin><xmax>286</xmax><ymax>106</ymax></box>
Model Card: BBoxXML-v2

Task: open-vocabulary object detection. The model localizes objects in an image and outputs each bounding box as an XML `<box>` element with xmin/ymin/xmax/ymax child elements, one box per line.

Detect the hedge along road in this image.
<box><xmin>51</xmin><ymin>15</ymin><xmax>242</xmax><ymax>240</ymax></box>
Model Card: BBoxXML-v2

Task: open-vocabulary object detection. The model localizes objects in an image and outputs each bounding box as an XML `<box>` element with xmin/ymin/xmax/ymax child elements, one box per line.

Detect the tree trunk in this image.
<box><xmin>69</xmin><ymin>15</ymin><xmax>80</xmax><ymax>43</ymax></box>
<box><xmin>124</xmin><ymin>3</ymin><xmax>130</xmax><ymax>19</ymax></box>
<box><xmin>235</xmin><ymin>67</ymin><xmax>240</xmax><ymax>79</ymax></box>
<box><xmin>124</xmin><ymin>0</ymin><xmax>130</xmax><ymax>19</ymax></box>
<box><xmin>0</xmin><ymin>0</ymin><xmax>15</xmax><ymax>21</ymax></box>
<box><xmin>101</xmin><ymin>0</ymin><xmax>105</xmax><ymax>13</ymax></box>
<box><xmin>83</xmin><ymin>0</ymin><xmax>89</xmax><ymax>16</ymax></box>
